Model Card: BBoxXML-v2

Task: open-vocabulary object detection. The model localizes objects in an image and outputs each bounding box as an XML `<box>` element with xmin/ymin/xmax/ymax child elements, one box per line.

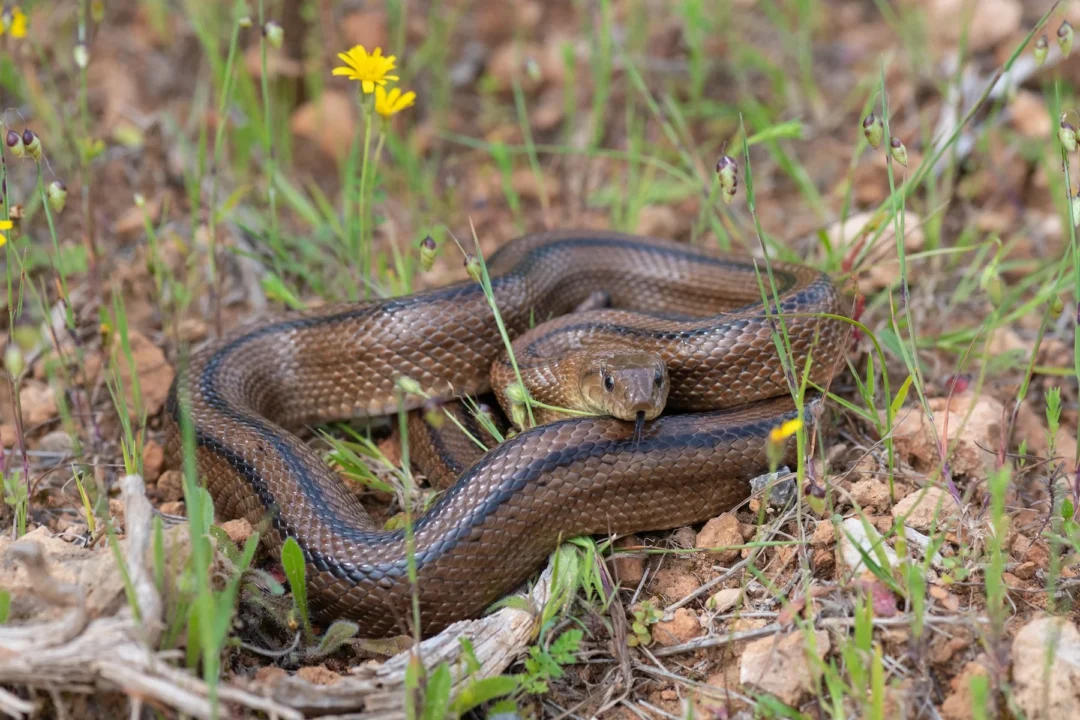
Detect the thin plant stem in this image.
<box><xmin>258</xmin><ymin>0</ymin><xmax>282</xmax><ymax>274</ymax></box>
<box><xmin>357</xmin><ymin>97</ymin><xmax>375</xmax><ymax>293</ymax></box>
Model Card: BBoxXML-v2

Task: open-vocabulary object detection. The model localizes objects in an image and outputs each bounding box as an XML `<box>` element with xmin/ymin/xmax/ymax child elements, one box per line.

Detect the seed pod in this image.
<box><xmin>1060</xmin><ymin>118</ymin><xmax>1078</xmax><ymax>153</ymax></box>
<box><xmin>73</xmin><ymin>44</ymin><xmax>89</xmax><ymax>69</ymax></box>
<box><xmin>1060</xmin><ymin>20</ymin><xmax>1074</xmax><ymax>59</ymax></box>
<box><xmin>47</xmin><ymin>181</ymin><xmax>67</xmax><ymax>213</ymax></box>
<box><xmin>22</xmin><ymin>130</ymin><xmax>40</xmax><ymax>161</ymax></box>
<box><xmin>419</xmin><ymin>236</ymin><xmax>437</xmax><ymax>272</ymax></box>
<box><xmin>889</xmin><ymin>136</ymin><xmax>908</xmax><ymax>167</ymax></box>
<box><xmin>4</xmin><ymin>345</ymin><xmax>25</xmax><ymax>378</ymax></box>
<box><xmin>263</xmin><ymin>21</ymin><xmax>284</xmax><ymax>49</ymax></box>
<box><xmin>6</xmin><ymin>129</ymin><xmax>24</xmax><ymax>158</ymax></box>
<box><xmin>464</xmin><ymin>254</ymin><xmax>483</xmax><ymax>283</ymax></box>
<box><xmin>986</xmin><ymin>275</ymin><xmax>1005</xmax><ymax>308</ymax></box>
<box><xmin>1071</xmin><ymin>191</ymin><xmax>1080</xmax><ymax>227</ymax></box>
<box><xmin>1035</xmin><ymin>33</ymin><xmax>1049</xmax><ymax>67</ymax></box>
<box><xmin>862</xmin><ymin>113</ymin><xmax>883</xmax><ymax>149</ymax></box>
<box><xmin>238</xmin><ymin>16</ymin><xmax>253</xmax><ymax>28</ymax></box>
<box><xmin>715</xmin><ymin>155</ymin><xmax>738</xmax><ymax>205</ymax></box>
<box><xmin>1051</xmin><ymin>296</ymin><xmax>1065</xmax><ymax>319</ymax></box>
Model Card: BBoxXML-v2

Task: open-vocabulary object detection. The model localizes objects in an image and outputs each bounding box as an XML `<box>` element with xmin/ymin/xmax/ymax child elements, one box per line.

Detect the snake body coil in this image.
<box><xmin>164</xmin><ymin>230</ymin><xmax>846</xmax><ymax>638</ymax></box>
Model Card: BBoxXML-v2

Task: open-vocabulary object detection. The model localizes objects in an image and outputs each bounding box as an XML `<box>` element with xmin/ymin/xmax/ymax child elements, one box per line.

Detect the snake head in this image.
<box><xmin>578</xmin><ymin>350</ymin><xmax>669</xmax><ymax>423</ymax></box>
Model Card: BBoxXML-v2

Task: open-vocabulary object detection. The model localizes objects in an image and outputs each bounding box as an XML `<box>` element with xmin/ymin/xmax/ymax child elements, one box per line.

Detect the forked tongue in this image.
<box><xmin>632</xmin><ymin>410</ymin><xmax>645</xmax><ymax>449</ymax></box>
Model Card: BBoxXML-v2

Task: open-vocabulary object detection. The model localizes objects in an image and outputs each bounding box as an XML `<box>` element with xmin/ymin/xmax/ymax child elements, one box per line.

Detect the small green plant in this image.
<box><xmin>519</xmin><ymin>627</ymin><xmax>583</xmax><ymax>695</ymax></box>
<box><xmin>2</xmin><ymin>469</ymin><xmax>27</xmax><ymax>538</ymax></box>
<box><xmin>279</xmin><ymin>536</ymin><xmax>360</xmax><ymax>660</ymax></box>
<box><xmin>626</xmin><ymin>600</ymin><xmax>664</xmax><ymax>647</ymax></box>
<box><xmin>281</xmin><ymin>537</ymin><xmax>313</xmax><ymax>643</ymax></box>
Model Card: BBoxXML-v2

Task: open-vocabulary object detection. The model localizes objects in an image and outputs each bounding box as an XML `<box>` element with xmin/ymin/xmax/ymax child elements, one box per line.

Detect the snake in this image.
<box><xmin>163</xmin><ymin>230</ymin><xmax>847</xmax><ymax>639</ymax></box>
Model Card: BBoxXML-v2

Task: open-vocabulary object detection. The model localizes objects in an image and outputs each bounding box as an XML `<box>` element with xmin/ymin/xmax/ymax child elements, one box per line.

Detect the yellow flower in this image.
<box><xmin>375</xmin><ymin>86</ymin><xmax>416</xmax><ymax>118</ymax></box>
<box><xmin>768</xmin><ymin>418</ymin><xmax>803</xmax><ymax>444</ymax></box>
<box><xmin>0</xmin><ymin>220</ymin><xmax>12</xmax><ymax>247</ymax></box>
<box><xmin>1</xmin><ymin>6</ymin><xmax>28</xmax><ymax>38</ymax></box>
<box><xmin>332</xmin><ymin>45</ymin><xmax>399</xmax><ymax>94</ymax></box>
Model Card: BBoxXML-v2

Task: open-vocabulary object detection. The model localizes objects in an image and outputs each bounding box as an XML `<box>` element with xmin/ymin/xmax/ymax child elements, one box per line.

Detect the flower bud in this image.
<box><xmin>862</xmin><ymin>113</ymin><xmax>883</xmax><ymax>149</ymax></box>
<box><xmin>47</xmin><ymin>181</ymin><xmax>67</xmax><ymax>213</ymax></box>
<box><xmin>22</xmin><ymin>130</ymin><xmax>40</xmax><ymax>161</ymax></box>
<box><xmin>134</xmin><ymin>193</ymin><xmax>146</xmax><ymax>208</ymax></box>
<box><xmin>1071</xmin><ymin>192</ymin><xmax>1080</xmax><ymax>227</ymax></box>
<box><xmin>1051</xmin><ymin>296</ymin><xmax>1065</xmax><ymax>319</ymax></box>
<box><xmin>6</xmin><ymin>129</ymin><xmax>24</xmax><ymax>158</ymax></box>
<box><xmin>1035</xmin><ymin>34</ymin><xmax>1049</xmax><ymax>67</ymax></box>
<box><xmin>504</xmin><ymin>381</ymin><xmax>529</xmax><ymax>405</ymax></box>
<box><xmin>419</xmin><ymin>236</ymin><xmax>437</xmax><ymax>272</ymax></box>
<box><xmin>464</xmin><ymin>254</ymin><xmax>483</xmax><ymax>283</ymax></box>
<box><xmin>1059</xmin><ymin>21</ymin><xmax>1074</xmax><ymax>59</ymax></box>
<box><xmin>263</xmin><ymin>21</ymin><xmax>284</xmax><ymax>49</ymax></box>
<box><xmin>395</xmin><ymin>375</ymin><xmax>424</xmax><ymax>397</ymax></box>
<box><xmin>510</xmin><ymin>403</ymin><xmax>526</xmax><ymax>430</ymax></box>
<box><xmin>238</xmin><ymin>16</ymin><xmax>253</xmax><ymax>28</ymax></box>
<box><xmin>73</xmin><ymin>44</ymin><xmax>89</xmax><ymax>69</ymax></box>
<box><xmin>716</xmin><ymin>155</ymin><xmax>738</xmax><ymax>205</ymax></box>
<box><xmin>1060</xmin><ymin>118</ymin><xmax>1078</xmax><ymax>153</ymax></box>
<box><xmin>765</xmin><ymin>417</ymin><xmax>801</xmax><ymax>470</ymax></box>
<box><xmin>889</xmin><ymin>136</ymin><xmax>908</xmax><ymax>167</ymax></box>
<box><xmin>4</xmin><ymin>344</ymin><xmax>24</xmax><ymax>378</ymax></box>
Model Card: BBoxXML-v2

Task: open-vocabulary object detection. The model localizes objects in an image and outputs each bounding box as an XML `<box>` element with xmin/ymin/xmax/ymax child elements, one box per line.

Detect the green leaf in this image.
<box><xmin>420</xmin><ymin>663</ymin><xmax>452</xmax><ymax>720</ymax></box>
<box><xmin>459</xmin><ymin>636</ymin><xmax>481</xmax><ymax>676</ymax></box>
<box><xmin>261</xmin><ymin>273</ymin><xmax>308</xmax><ymax>311</ymax></box>
<box><xmin>487</xmin><ymin>699</ymin><xmax>522</xmax><ymax>718</ymax></box>
<box><xmin>745</xmin><ymin>119</ymin><xmax>805</xmax><ymax>145</ymax></box>
<box><xmin>312</xmin><ymin>620</ymin><xmax>360</xmax><ymax>658</ymax></box>
<box><xmin>281</xmin><ymin>537</ymin><xmax>312</xmax><ymax>642</ymax></box>
<box><xmin>451</xmin><ymin>675</ymin><xmax>520</xmax><ymax>714</ymax></box>
<box><xmin>890</xmin><ymin>374</ymin><xmax>914</xmax><ymax>416</ymax></box>
<box><xmin>273</xmin><ymin>170</ymin><xmax>324</xmax><ymax>227</ymax></box>
<box><xmin>548</xmin><ymin>628</ymin><xmax>583</xmax><ymax>665</ymax></box>
<box><xmin>865</xmin><ymin>352</ymin><xmax>876</xmax><ymax>401</ymax></box>
<box><xmin>196</xmin><ymin>487</ymin><xmax>215</xmax><ymax>535</ymax></box>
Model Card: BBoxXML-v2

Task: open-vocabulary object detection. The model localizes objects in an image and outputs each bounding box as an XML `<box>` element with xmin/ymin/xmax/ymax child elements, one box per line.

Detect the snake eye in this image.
<box><xmin>603</xmin><ymin>373</ymin><xmax>615</xmax><ymax>392</ymax></box>
<box><xmin>654</xmin><ymin>370</ymin><xmax>663</xmax><ymax>387</ymax></box>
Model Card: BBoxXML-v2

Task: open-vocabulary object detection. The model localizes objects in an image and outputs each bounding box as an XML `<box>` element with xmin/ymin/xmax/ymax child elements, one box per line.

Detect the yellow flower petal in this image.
<box><xmin>0</xmin><ymin>220</ymin><xmax>12</xmax><ymax>231</ymax></box>
<box><xmin>332</xmin><ymin>45</ymin><xmax>399</xmax><ymax>94</ymax></box>
<box><xmin>375</xmin><ymin>85</ymin><xmax>416</xmax><ymax>118</ymax></box>
<box><xmin>0</xmin><ymin>233</ymin><xmax>7</xmax><ymax>248</ymax></box>
<box><xmin>768</xmin><ymin>418</ymin><xmax>803</xmax><ymax>443</ymax></box>
<box><xmin>9</xmin><ymin>8</ymin><xmax>27</xmax><ymax>38</ymax></box>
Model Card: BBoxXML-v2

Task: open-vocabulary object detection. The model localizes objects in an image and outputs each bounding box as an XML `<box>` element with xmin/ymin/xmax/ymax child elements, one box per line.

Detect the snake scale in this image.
<box><xmin>163</xmin><ymin>230</ymin><xmax>847</xmax><ymax>638</ymax></box>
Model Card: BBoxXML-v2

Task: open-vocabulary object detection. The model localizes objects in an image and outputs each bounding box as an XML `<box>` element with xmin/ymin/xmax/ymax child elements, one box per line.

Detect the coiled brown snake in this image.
<box><xmin>164</xmin><ymin>230</ymin><xmax>847</xmax><ymax>638</ymax></box>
